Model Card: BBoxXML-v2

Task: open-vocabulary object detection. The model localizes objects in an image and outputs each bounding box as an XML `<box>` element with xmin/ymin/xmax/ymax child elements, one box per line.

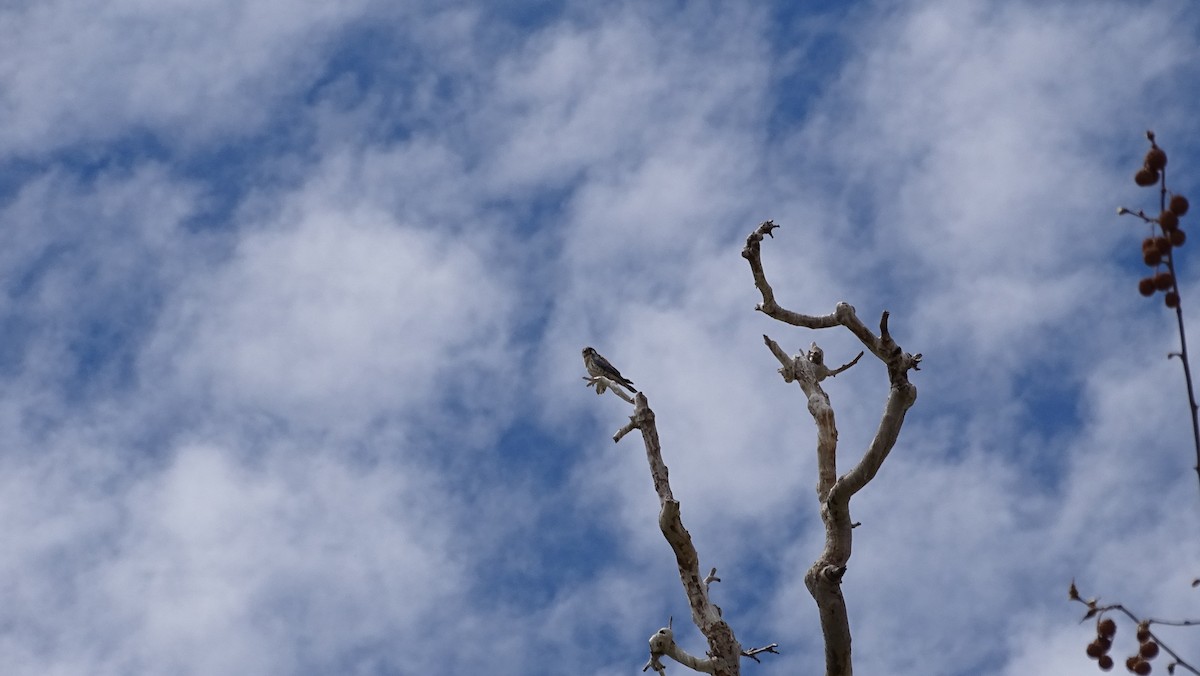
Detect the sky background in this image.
<box><xmin>2</xmin><ymin>0</ymin><xmax>1200</xmax><ymax>674</ymax></box>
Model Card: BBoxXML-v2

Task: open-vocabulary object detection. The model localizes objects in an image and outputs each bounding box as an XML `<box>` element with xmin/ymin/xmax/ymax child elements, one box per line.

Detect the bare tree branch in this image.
<box><xmin>743</xmin><ymin>220</ymin><xmax>840</xmax><ymax>330</ymax></box>
<box><xmin>741</xmin><ymin>644</ymin><xmax>780</xmax><ymax>662</ymax></box>
<box><xmin>827</xmin><ymin>351</ymin><xmax>863</xmax><ymax>378</ymax></box>
<box><xmin>744</xmin><ymin>222</ymin><xmax>920</xmax><ymax>676</ymax></box>
<box><xmin>622</xmin><ymin>392</ymin><xmax>743</xmax><ymax>675</ymax></box>
<box><xmin>583</xmin><ymin>342</ymin><xmax>778</xmax><ymax>674</ymax></box>
<box><xmin>583</xmin><ymin>374</ymin><xmax>637</xmax><ymax>404</ymax></box>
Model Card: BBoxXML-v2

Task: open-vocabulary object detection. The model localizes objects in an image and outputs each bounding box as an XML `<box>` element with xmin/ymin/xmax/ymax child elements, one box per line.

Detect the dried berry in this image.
<box><xmin>1145</xmin><ymin>146</ymin><xmax>1168</xmax><ymax>171</ymax></box>
<box><xmin>1170</xmin><ymin>194</ymin><xmax>1190</xmax><ymax>216</ymax></box>
<box><xmin>1155</xmin><ymin>237</ymin><xmax>1172</xmax><ymax>255</ymax></box>
<box><xmin>1136</xmin><ymin>167</ymin><xmax>1160</xmax><ymax>187</ymax></box>
<box><xmin>1097</xmin><ymin>654</ymin><xmax>1114</xmax><ymax>671</ymax></box>
<box><xmin>1155</xmin><ymin>271</ymin><xmax>1175</xmax><ymax>291</ymax></box>
<box><xmin>1126</xmin><ymin>655</ymin><xmax>1154</xmax><ymax>674</ymax></box>
<box><xmin>1166</xmin><ymin>291</ymin><xmax>1180</xmax><ymax>308</ymax></box>
<box><xmin>1160</xmin><ymin>210</ymin><xmax>1180</xmax><ymax>230</ymax></box>
<box><xmin>1140</xmin><ymin>642</ymin><xmax>1159</xmax><ymax>660</ymax></box>
<box><xmin>1087</xmin><ymin>639</ymin><xmax>1109</xmax><ymax>658</ymax></box>
<box><xmin>1144</xmin><ymin>250</ymin><xmax>1162</xmax><ymax>266</ymax></box>
<box><xmin>1139</xmin><ymin>277</ymin><xmax>1157</xmax><ymax>296</ymax></box>
<box><xmin>1136</xmin><ymin>624</ymin><xmax>1152</xmax><ymax>643</ymax></box>
<box><xmin>1170</xmin><ymin>229</ymin><xmax>1186</xmax><ymax>247</ymax></box>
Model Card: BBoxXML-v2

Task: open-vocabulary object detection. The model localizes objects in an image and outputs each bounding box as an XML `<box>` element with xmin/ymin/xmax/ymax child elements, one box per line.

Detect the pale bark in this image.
<box><xmin>743</xmin><ymin>220</ymin><xmax>921</xmax><ymax>676</ymax></box>
<box><xmin>616</xmin><ymin>394</ymin><xmax>742</xmax><ymax>676</ymax></box>
<box><xmin>590</xmin><ymin>389</ymin><xmax>777</xmax><ymax>675</ymax></box>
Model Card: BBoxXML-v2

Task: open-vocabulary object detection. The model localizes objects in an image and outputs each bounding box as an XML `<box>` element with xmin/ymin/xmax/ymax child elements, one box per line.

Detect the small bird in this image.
<box><xmin>582</xmin><ymin>346</ymin><xmax>637</xmax><ymax>393</ymax></box>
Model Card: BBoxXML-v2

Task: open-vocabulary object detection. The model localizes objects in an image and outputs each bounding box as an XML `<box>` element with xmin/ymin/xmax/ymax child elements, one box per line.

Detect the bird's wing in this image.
<box><xmin>593</xmin><ymin>353</ymin><xmax>618</xmax><ymax>374</ymax></box>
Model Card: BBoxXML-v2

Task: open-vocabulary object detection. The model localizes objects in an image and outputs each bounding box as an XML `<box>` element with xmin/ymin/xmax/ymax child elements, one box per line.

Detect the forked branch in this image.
<box><xmin>744</xmin><ymin>221</ymin><xmax>920</xmax><ymax>676</ymax></box>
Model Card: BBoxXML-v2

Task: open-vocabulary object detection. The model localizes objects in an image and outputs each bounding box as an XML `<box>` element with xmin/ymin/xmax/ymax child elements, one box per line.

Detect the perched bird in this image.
<box><xmin>582</xmin><ymin>346</ymin><xmax>637</xmax><ymax>393</ymax></box>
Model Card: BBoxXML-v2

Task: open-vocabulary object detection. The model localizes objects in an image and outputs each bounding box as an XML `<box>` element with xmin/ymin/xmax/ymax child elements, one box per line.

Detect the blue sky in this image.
<box><xmin>2</xmin><ymin>1</ymin><xmax>1200</xmax><ymax>674</ymax></box>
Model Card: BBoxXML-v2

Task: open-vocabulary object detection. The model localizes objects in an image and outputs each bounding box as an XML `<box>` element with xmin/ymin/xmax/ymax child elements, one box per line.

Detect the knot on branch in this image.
<box><xmin>835</xmin><ymin>302</ymin><xmax>856</xmax><ymax>323</ymax></box>
<box><xmin>779</xmin><ymin>361</ymin><xmax>797</xmax><ymax>383</ymax></box>
<box><xmin>822</xmin><ymin>565</ymin><xmax>847</xmax><ymax>583</ymax></box>
<box><xmin>807</xmin><ymin>343</ymin><xmax>824</xmax><ymax>366</ymax></box>
<box><xmin>658</xmin><ymin>499</ymin><xmax>683</xmax><ymax>536</ymax></box>
<box><xmin>755</xmin><ymin>300</ymin><xmax>780</xmax><ymax>315</ymax></box>
<box><xmin>649</xmin><ymin>621</ymin><xmax>674</xmax><ymax>655</ymax></box>
<box><xmin>642</xmin><ymin>616</ymin><xmax>720</xmax><ymax>674</ymax></box>
<box><xmin>644</xmin><ymin>620</ymin><xmax>674</xmax><ymax>674</ymax></box>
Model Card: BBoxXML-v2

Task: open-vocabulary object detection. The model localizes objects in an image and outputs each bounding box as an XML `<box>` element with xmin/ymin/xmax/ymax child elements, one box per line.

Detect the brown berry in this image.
<box><xmin>1170</xmin><ymin>194</ymin><xmax>1190</xmax><ymax>216</ymax></box>
<box><xmin>1155</xmin><ymin>237</ymin><xmax>1172</xmax><ymax>255</ymax></box>
<box><xmin>1097</xmin><ymin>617</ymin><xmax>1117</xmax><ymax>638</ymax></box>
<box><xmin>1136</xmin><ymin>167</ymin><xmax>1160</xmax><ymax>186</ymax></box>
<box><xmin>1155</xmin><ymin>271</ymin><xmax>1175</xmax><ymax>290</ymax></box>
<box><xmin>1139</xmin><ymin>642</ymin><xmax>1159</xmax><ymax>660</ymax></box>
<box><xmin>1166</xmin><ymin>291</ymin><xmax>1180</xmax><ymax>308</ymax></box>
<box><xmin>1087</xmin><ymin>639</ymin><xmax>1109</xmax><ymax>658</ymax></box>
<box><xmin>1170</xmin><ymin>229</ymin><xmax>1186</xmax><ymax>247</ymax></box>
<box><xmin>1144</xmin><ymin>250</ymin><xmax>1162</xmax><ymax>266</ymax></box>
<box><xmin>1136</xmin><ymin>624</ymin><xmax>1152</xmax><ymax>643</ymax></box>
<box><xmin>1126</xmin><ymin>655</ymin><xmax>1150</xmax><ymax>673</ymax></box>
<box><xmin>1098</xmin><ymin>654</ymin><xmax>1114</xmax><ymax>671</ymax></box>
<box><xmin>1160</xmin><ymin>211</ymin><xmax>1180</xmax><ymax>230</ymax></box>
<box><xmin>1139</xmin><ymin>277</ymin><xmax>1157</xmax><ymax>296</ymax></box>
<box><xmin>1134</xmin><ymin>659</ymin><xmax>1151</xmax><ymax>675</ymax></box>
<box><xmin>1145</xmin><ymin>146</ymin><xmax>1168</xmax><ymax>171</ymax></box>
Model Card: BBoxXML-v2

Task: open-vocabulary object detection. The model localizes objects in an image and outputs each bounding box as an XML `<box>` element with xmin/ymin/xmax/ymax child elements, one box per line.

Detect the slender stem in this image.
<box><xmin>1168</xmin><ymin>286</ymin><xmax>1200</xmax><ymax>489</ymax></box>
<box><xmin>1160</xmin><ymin>167</ymin><xmax>1200</xmax><ymax>495</ymax></box>
<box><xmin>1107</xmin><ymin>602</ymin><xmax>1200</xmax><ymax>675</ymax></box>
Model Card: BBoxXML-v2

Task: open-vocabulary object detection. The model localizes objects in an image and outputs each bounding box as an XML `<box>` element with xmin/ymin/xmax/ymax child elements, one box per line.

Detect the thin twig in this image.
<box><xmin>1070</xmin><ymin>581</ymin><xmax>1200</xmax><ymax>674</ymax></box>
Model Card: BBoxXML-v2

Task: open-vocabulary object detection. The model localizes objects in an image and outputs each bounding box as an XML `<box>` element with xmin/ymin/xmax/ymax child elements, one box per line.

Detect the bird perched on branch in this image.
<box><xmin>582</xmin><ymin>346</ymin><xmax>637</xmax><ymax>394</ymax></box>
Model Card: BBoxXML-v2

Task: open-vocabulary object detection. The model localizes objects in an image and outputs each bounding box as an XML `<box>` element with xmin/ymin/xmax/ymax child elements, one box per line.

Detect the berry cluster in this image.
<box><xmin>1122</xmin><ymin>132</ymin><xmax>1189</xmax><ymax>309</ymax></box>
<box><xmin>1085</xmin><ymin>616</ymin><xmax>1162</xmax><ymax>674</ymax></box>
<box><xmin>1085</xmin><ymin>616</ymin><xmax>1117</xmax><ymax>671</ymax></box>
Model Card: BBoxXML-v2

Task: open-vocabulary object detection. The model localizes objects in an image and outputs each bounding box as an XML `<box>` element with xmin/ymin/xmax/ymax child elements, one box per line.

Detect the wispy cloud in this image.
<box><xmin>1</xmin><ymin>0</ymin><xmax>1199</xmax><ymax>674</ymax></box>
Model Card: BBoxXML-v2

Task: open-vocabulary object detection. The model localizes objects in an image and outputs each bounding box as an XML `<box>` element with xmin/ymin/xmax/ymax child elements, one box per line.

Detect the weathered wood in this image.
<box><xmin>745</xmin><ymin>221</ymin><xmax>921</xmax><ymax>676</ymax></box>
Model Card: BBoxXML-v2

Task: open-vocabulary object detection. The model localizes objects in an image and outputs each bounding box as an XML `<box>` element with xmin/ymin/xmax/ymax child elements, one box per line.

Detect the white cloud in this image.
<box><xmin>146</xmin><ymin>202</ymin><xmax>517</xmax><ymax>433</ymax></box>
<box><xmin>0</xmin><ymin>0</ymin><xmax>385</xmax><ymax>155</ymax></box>
<box><xmin>0</xmin><ymin>439</ymin><xmax>484</xmax><ymax>675</ymax></box>
<box><xmin>3</xmin><ymin>0</ymin><xmax>1200</xmax><ymax>674</ymax></box>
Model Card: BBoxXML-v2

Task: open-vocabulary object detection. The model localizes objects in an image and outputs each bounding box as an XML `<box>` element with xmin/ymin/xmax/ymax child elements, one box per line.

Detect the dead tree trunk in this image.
<box><xmin>742</xmin><ymin>220</ymin><xmax>921</xmax><ymax>676</ymax></box>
